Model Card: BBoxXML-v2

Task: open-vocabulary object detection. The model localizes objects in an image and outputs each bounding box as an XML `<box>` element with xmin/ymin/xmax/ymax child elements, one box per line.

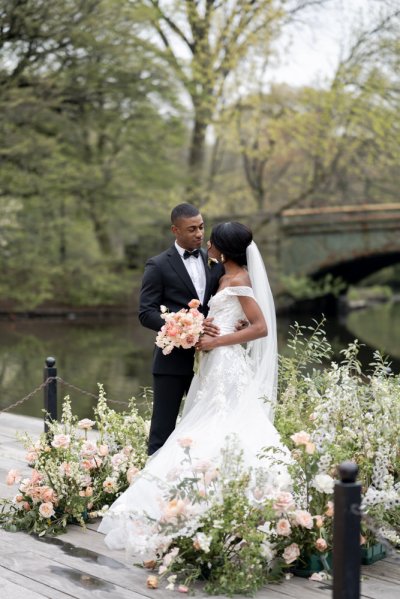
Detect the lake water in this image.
<box><xmin>1</xmin><ymin>302</ymin><xmax>399</xmax><ymax>421</ymax></box>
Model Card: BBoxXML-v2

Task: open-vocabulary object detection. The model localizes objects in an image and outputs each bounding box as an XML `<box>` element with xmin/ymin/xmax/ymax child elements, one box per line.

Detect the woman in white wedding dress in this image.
<box><xmin>99</xmin><ymin>222</ymin><xmax>290</xmax><ymax>554</ymax></box>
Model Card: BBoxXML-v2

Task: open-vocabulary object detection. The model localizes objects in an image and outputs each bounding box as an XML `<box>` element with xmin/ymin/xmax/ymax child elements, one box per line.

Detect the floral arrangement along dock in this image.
<box><xmin>1</xmin><ymin>322</ymin><xmax>399</xmax><ymax>595</ymax></box>
<box><xmin>1</xmin><ymin>385</ymin><xmax>148</xmax><ymax>536</ymax></box>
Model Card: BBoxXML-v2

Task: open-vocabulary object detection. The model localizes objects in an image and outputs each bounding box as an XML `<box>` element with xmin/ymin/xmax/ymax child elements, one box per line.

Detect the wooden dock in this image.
<box><xmin>0</xmin><ymin>413</ymin><xmax>399</xmax><ymax>598</ymax></box>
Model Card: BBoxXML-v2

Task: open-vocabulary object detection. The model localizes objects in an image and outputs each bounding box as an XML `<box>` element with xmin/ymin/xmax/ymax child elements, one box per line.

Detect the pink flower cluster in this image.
<box><xmin>155</xmin><ymin>300</ymin><xmax>204</xmax><ymax>355</ymax></box>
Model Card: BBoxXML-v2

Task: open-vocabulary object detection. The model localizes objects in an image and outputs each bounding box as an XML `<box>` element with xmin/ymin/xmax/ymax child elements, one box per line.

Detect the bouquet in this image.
<box><xmin>155</xmin><ymin>299</ymin><xmax>204</xmax><ymax>355</ymax></box>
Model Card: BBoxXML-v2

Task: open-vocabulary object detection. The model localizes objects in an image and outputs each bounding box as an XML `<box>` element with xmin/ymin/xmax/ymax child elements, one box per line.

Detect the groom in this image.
<box><xmin>139</xmin><ymin>203</ymin><xmax>224</xmax><ymax>455</ymax></box>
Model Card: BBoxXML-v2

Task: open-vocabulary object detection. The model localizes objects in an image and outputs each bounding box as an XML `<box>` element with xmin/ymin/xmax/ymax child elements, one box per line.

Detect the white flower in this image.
<box><xmin>260</xmin><ymin>540</ymin><xmax>276</xmax><ymax>562</ymax></box>
<box><xmin>78</xmin><ymin>418</ymin><xmax>96</xmax><ymax>430</ymax></box>
<box><xmin>313</xmin><ymin>474</ymin><xmax>335</xmax><ymax>494</ymax></box>
<box><xmin>193</xmin><ymin>532</ymin><xmax>212</xmax><ymax>553</ymax></box>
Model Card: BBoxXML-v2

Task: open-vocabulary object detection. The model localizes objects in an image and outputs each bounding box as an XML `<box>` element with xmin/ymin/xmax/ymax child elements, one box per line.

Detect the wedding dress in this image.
<box><xmin>99</xmin><ymin>250</ymin><xmax>291</xmax><ymax>555</ymax></box>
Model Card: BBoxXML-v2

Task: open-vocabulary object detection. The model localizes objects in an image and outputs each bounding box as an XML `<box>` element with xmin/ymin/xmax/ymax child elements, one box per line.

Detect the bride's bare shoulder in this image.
<box><xmin>230</xmin><ymin>270</ymin><xmax>251</xmax><ymax>288</ymax></box>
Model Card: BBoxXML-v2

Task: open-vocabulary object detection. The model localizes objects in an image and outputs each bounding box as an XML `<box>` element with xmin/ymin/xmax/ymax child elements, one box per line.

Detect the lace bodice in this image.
<box><xmin>208</xmin><ymin>286</ymin><xmax>254</xmax><ymax>335</ymax></box>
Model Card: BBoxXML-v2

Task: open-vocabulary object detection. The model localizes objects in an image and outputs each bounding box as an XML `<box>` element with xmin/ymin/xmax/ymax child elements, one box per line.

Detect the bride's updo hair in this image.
<box><xmin>210</xmin><ymin>222</ymin><xmax>253</xmax><ymax>266</ymax></box>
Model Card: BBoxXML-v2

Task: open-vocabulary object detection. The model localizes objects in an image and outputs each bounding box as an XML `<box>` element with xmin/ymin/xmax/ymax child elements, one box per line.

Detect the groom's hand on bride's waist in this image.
<box><xmin>203</xmin><ymin>317</ymin><xmax>220</xmax><ymax>337</ymax></box>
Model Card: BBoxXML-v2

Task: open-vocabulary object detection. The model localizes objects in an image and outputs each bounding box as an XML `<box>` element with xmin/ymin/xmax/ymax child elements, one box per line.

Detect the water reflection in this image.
<box><xmin>0</xmin><ymin>304</ymin><xmax>399</xmax><ymax>419</ymax></box>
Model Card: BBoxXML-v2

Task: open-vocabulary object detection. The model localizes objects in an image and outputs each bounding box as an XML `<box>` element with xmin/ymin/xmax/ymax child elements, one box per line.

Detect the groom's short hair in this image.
<box><xmin>171</xmin><ymin>203</ymin><xmax>199</xmax><ymax>224</ymax></box>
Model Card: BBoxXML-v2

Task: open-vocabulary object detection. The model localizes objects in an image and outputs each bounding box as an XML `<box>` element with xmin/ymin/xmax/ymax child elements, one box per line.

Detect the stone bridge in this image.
<box><xmin>273</xmin><ymin>203</ymin><xmax>400</xmax><ymax>286</ymax></box>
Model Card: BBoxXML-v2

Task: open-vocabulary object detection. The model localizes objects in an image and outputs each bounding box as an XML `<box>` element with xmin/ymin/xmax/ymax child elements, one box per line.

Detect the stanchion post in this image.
<box><xmin>333</xmin><ymin>461</ymin><xmax>361</xmax><ymax>599</ymax></box>
<box><xmin>44</xmin><ymin>357</ymin><xmax>57</xmax><ymax>433</ymax></box>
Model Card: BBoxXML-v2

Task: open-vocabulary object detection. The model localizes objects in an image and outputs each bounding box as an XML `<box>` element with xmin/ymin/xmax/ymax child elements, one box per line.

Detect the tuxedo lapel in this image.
<box><xmin>167</xmin><ymin>246</ymin><xmax>199</xmax><ymax>299</ymax></box>
<box><xmin>201</xmin><ymin>248</ymin><xmax>213</xmax><ymax>303</ymax></box>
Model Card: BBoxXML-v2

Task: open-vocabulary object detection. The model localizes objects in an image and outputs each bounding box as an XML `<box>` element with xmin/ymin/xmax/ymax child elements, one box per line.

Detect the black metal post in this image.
<box><xmin>333</xmin><ymin>461</ymin><xmax>361</xmax><ymax>599</ymax></box>
<box><xmin>44</xmin><ymin>357</ymin><xmax>57</xmax><ymax>433</ymax></box>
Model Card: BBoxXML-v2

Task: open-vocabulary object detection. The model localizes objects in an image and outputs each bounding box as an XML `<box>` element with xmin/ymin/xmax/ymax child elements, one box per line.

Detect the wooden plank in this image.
<box><xmin>0</xmin><ymin>565</ymin><xmax>71</xmax><ymax>599</ymax></box>
<box><xmin>0</xmin><ymin>548</ymin><xmax>154</xmax><ymax>599</ymax></box>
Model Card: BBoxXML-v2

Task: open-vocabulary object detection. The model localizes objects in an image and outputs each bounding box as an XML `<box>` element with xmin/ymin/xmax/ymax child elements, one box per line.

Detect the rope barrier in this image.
<box><xmin>0</xmin><ymin>376</ymin><xmax>129</xmax><ymax>415</ymax></box>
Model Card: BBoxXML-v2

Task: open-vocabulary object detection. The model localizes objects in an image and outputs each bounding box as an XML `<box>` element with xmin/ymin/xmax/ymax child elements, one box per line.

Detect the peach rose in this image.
<box><xmin>305</xmin><ymin>442</ymin><xmax>316</xmax><ymax>455</ymax></box>
<box><xmin>178</xmin><ymin>585</ymin><xmax>189</xmax><ymax>593</ymax></box>
<box><xmin>276</xmin><ymin>518</ymin><xmax>291</xmax><ymax>536</ymax></box>
<box><xmin>98</xmin><ymin>444</ymin><xmax>109</xmax><ymax>456</ymax></box>
<box><xmin>290</xmin><ymin>431</ymin><xmax>311</xmax><ymax>446</ymax></box>
<box><xmin>146</xmin><ymin>575</ymin><xmax>158</xmax><ymax>589</ymax></box>
<box><xmin>325</xmin><ymin>501</ymin><xmax>334</xmax><ymax>517</ymax></box>
<box><xmin>314</xmin><ymin>515</ymin><xmax>324</xmax><ymax>528</ymax></box>
<box><xmin>6</xmin><ymin>469</ymin><xmax>22</xmax><ymax>486</ymax></box>
<box><xmin>315</xmin><ymin>537</ymin><xmax>328</xmax><ymax>552</ymax></box>
<box><xmin>51</xmin><ymin>434</ymin><xmax>71</xmax><ymax>449</ymax></box>
<box><xmin>188</xmin><ymin>299</ymin><xmax>201</xmax><ymax>309</ymax></box>
<box><xmin>25</xmin><ymin>451</ymin><xmax>38</xmax><ymax>464</ymax></box>
<box><xmin>294</xmin><ymin>510</ymin><xmax>314</xmax><ymax>529</ymax></box>
<box><xmin>41</xmin><ymin>487</ymin><xmax>56</xmax><ymax>503</ymax></box>
<box><xmin>283</xmin><ymin>543</ymin><xmax>300</xmax><ymax>564</ymax></box>
<box><xmin>39</xmin><ymin>501</ymin><xmax>55</xmax><ymax>519</ymax></box>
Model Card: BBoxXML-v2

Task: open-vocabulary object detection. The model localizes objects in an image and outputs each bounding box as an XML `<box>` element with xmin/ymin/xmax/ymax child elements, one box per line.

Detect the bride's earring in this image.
<box><xmin>220</xmin><ymin>254</ymin><xmax>226</xmax><ymax>263</ymax></box>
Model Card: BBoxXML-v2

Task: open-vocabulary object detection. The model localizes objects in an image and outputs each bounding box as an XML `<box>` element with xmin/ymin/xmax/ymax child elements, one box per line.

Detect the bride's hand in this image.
<box><xmin>196</xmin><ymin>334</ymin><xmax>217</xmax><ymax>352</ymax></box>
<box><xmin>203</xmin><ymin>317</ymin><xmax>220</xmax><ymax>337</ymax></box>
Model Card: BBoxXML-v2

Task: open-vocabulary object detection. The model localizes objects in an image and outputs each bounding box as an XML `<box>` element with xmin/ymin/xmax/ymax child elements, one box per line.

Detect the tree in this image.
<box><xmin>143</xmin><ymin>0</ymin><xmax>329</xmax><ymax>201</ymax></box>
<box><xmin>0</xmin><ymin>0</ymin><xmax>185</xmax><ymax>307</ymax></box>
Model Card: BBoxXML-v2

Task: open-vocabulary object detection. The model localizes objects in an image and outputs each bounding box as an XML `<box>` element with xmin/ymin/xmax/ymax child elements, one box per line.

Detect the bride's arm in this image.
<box><xmin>196</xmin><ymin>295</ymin><xmax>267</xmax><ymax>351</ymax></box>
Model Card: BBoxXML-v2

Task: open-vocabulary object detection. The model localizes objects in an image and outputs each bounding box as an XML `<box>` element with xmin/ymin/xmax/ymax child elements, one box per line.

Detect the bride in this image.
<box><xmin>98</xmin><ymin>222</ymin><xmax>290</xmax><ymax>553</ymax></box>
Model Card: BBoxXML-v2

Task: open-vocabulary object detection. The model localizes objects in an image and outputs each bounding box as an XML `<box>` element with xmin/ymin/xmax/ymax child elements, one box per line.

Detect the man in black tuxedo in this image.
<box><xmin>139</xmin><ymin>203</ymin><xmax>223</xmax><ymax>455</ymax></box>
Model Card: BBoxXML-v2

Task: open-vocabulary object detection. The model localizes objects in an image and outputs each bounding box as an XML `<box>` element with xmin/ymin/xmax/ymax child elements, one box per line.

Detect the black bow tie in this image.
<box><xmin>183</xmin><ymin>249</ymin><xmax>200</xmax><ymax>259</ymax></box>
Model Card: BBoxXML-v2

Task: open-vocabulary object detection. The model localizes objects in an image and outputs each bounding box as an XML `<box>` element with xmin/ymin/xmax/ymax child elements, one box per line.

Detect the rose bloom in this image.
<box><xmin>160</xmin><ymin>498</ymin><xmax>188</xmax><ymax>523</ymax></box>
<box><xmin>177</xmin><ymin>437</ymin><xmax>193</xmax><ymax>448</ymax></box>
<box><xmin>193</xmin><ymin>459</ymin><xmax>212</xmax><ymax>473</ymax></box>
<box><xmin>40</xmin><ymin>487</ymin><xmax>56</xmax><ymax>503</ymax></box>
<box><xmin>314</xmin><ymin>515</ymin><xmax>324</xmax><ymax>528</ymax></box>
<box><xmin>283</xmin><ymin>543</ymin><xmax>300</xmax><ymax>564</ymax></box>
<box><xmin>78</xmin><ymin>418</ymin><xmax>96</xmax><ymax>430</ymax></box>
<box><xmin>51</xmin><ymin>434</ymin><xmax>71</xmax><ymax>449</ymax></box>
<box><xmin>294</xmin><ymin>510</ymin><xmax>314</xmax><ymax>529</ymax></box>
<box><xmin>276</xmin><ymin>518</ymin><xmax>292</xmax><ymax>537</ymax></box>
<box><xmin>85</xmin><ymin>487</ymin><xmax>94</xmax><ymax>497</ymax></box>
<box><xmin>290</xmin><ymin>431</ymin><xmax>311</xmax><ymax>446</ymax></box>
<box><xmin>325</xmin><ymin>501</ymin><xmax>334</xmax><ymax>517</ymax></box>
<box><xmin>188</xmin><ymin>299</ymin><xmax>201</xmax><ymax>309</ymax></box>
<box><xmin>14</xmin><ymin>494</ymin><xmax>24</xmax><ymax>503</ymax></box>
<box><xmin>305</xmin><ymin>442</ymin><xmax>316</xmax><ymax>455</ymax></box>
<box><xmin>315</xmin><ymin>538</ymin><xmax>328</xmax><ymax>552</ymax></box>
<box><xmin>39</xmin><ymin>501</ymin><xmax>55</xmax><ymax>519</ymax></box>
<box><xmin>273</xmin><ymin>492</ymin><xmax>295</xmax><ymax>514</ymax></box>
<box><xmin>25</xmin><ymin>451</ymin><xmax>38</xmax><ymax>464</ymax></box>
<box><xmin>178</xmin><ymin>585</ymin><xmax>189</xmax><ymax>593</ymax></box>
<box><xmin>23</xmin><ymin>501</ymin><xmax>31</xmax><ymax>511</ymax></box>
<box><xmin>146</xmin><ymin>575</ymin><xmax>158</xmax><ymax>589</ymax></box>
<box><xmin>127</xmin><ymin>466</ymin><xmax>139</xmax><ymax>484</ymax></box>
<box><xmin>6</xmin><ymin>469</ymin><xmax>22</xmax><ymax>486</ymax></box>
<box><xmin>98</xmin><ymin>444</ymin><xmax>109</xmax><ymax>457</ymax></box>
<box><xmin>80</xmin><ymin>441</ymin><xmax>98</xmax><ymax>457</ymax></box>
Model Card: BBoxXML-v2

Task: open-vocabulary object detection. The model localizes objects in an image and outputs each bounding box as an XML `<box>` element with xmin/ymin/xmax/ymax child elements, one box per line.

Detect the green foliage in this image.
<box><xmin>281</xmin><ymin>274</ymin><xmax>346</xmax><ymax>301</ymax></box>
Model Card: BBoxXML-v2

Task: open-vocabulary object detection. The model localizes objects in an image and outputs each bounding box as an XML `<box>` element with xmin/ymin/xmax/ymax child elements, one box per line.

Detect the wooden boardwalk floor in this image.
<box><xmin>0</xmin><ymin>413</ymin><xmax>399</xmax><ymax>599</ymax></box>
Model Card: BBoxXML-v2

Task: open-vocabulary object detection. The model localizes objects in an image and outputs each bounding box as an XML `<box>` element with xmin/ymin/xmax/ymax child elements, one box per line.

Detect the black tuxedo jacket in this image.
<box><xmin>139</xmin><ymin>245</ymin><xmax>223</xmax><ymax>376</ymax></box>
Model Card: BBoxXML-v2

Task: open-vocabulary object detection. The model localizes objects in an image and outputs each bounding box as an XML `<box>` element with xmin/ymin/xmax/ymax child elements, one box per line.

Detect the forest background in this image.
<box><xmin>1</xmin><ymin>0</ymin><xmax>399</xmax><ymax>310</ymax></box>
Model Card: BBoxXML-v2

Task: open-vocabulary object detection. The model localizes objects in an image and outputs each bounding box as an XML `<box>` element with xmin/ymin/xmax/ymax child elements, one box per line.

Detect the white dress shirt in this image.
<box><xmin>175</xmin><ymin>241</ymin><xmax>206</xmax><ymax>304</ymax></box>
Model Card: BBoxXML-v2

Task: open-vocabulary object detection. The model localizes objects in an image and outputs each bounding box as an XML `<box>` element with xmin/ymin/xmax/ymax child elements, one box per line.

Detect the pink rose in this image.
<box><xmin>78</xmin><ymin>418</ymin><xmax>96</xmax><ymax>430</ymax></box>
<box><xmin>276</xmin><ymin>518</ymin><xmax>291</xmax><ymax>537</ymax></box>
<box><xmin>51</xmin><ymin>434</ymin><xmax>71</xmax><ymax>449</ymax></box>
<box><xmin>273</xmin><ymin>492</ymin><xmax>295</xmax><ymax>514</ymax></box>
<box><xmin>315</xmin><ymin>537</ymin><xmax>328</xmax><ymax>552</ymax></box>
<box><xmin>98</xmin><ymin>444</ymin><xmax>109</xmax><ymax>456</ymax></box>
<box><xmin>6</xmin><ymin>469</ymin><xmax>21</xmax><ymax>486</ymax></box>
<box><xmin>178</xmin><ymin>585</ymin><xmax>189</xmax><ymax>593</ymax></box>
<box><xmin>294</xmin><ymin>510</ymin><xmax>314</xmax><ymax>529</ymax></box>
<box><xmin>39</xmin><ymin>501</ymin><xmax>55</xmax><ymax>519</ymax></box>
<box><xmin>283</xmin><ymin>543</ymin><xmax>300</xmax><ymax>564</ymax></box>
<box><xmin>290</xmin><ymin>431</ymin><xmax>311</xmax><ymax>446</ymax></box>
<box><xmin>40</xmin><ymin>487</ymin><xmax>56</xmax><ymax>503</ymax></box>
<box><xmin>25</xmin><ymin>451</ymin><xmax>38</xmax><ymax>464</ymax></box>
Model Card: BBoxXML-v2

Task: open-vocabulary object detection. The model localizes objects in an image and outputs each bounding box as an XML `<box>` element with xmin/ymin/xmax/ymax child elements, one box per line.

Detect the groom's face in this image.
<box><xmin>172</xmin><ymin>214</ymin><xmax>204</xmax><ymax>251</ymax></box>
